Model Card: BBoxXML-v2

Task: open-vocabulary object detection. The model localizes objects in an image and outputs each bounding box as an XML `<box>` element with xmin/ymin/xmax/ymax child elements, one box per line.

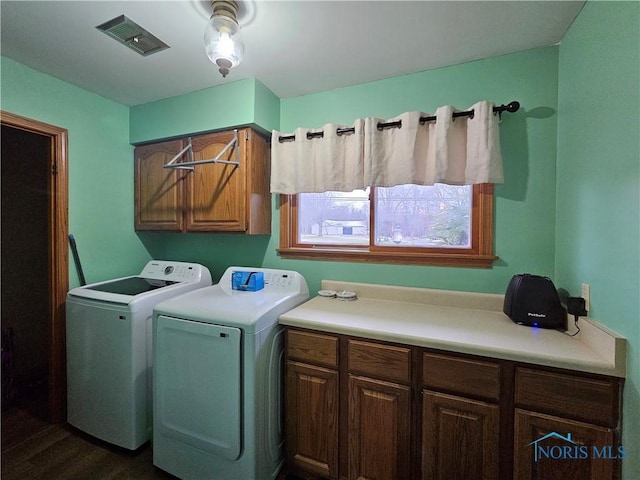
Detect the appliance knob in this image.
<box><xmin>164</xmin><ymin>266</ymin><xmax>174</xmax><ymax>275</ymax></box>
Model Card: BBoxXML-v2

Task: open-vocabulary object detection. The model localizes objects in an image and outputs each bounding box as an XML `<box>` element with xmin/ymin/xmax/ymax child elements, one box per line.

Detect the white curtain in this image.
<box><xmin>363</xmin><ymin>111</ymin><xmax>433</xmax><ymax>187</ymax></box>
<box><xmin>269</xmin><ymin>101</ymin><xmax>503</xmax><ymax>194</ymax></box>
<box><xmin>364</xmin><ymin>101</ymin><xmax>503</xmax><ymax>187</ymax></box>
<box><xmin>270</xmin><ymin>120</ymin><xmax>364</xmax><ymax>194</ymax></box>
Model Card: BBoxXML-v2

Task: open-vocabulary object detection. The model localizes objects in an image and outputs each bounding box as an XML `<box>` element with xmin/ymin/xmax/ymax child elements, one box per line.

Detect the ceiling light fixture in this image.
<box><xmin>204</xmin><ymin>0</ymin><xmax>244</xmax><ymax>78</ymax></box>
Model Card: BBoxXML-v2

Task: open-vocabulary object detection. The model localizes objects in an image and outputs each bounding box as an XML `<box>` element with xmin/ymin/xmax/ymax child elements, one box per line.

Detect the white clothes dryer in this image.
<box><xmin>66</xmin><ymin>260</ymin><xmax>212</xmax><ymax>450</ymax></box>
<box><xmin>152</xmin><ymin>266</ymin><xmax>309</xmax><ymax>480</ymax></box>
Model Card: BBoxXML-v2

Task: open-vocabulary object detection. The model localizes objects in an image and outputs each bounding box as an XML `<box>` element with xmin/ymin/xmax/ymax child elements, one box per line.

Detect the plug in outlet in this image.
<box><xmin>581</xmin><ymin>283</ymin><xmax>590</xmax><ymax>313</ymax></box>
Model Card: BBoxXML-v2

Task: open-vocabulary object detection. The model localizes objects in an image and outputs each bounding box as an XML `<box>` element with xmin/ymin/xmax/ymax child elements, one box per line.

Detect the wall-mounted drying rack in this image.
<box><xmin>164</xmin><ymin>129</ymin><xmax>239</xmax><ymax>171</ymax></box>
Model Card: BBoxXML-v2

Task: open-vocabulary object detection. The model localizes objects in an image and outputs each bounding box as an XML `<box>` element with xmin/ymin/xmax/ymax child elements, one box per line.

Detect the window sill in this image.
<box><xmin>277</xmin><ymin>247</ymin><xmax>498</xmax><ymax>268</ymax></box>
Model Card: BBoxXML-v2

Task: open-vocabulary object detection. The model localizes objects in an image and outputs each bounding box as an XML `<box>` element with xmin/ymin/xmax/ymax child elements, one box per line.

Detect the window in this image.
<box><xmin>278</xmin><ymin>183</ymin><xmax>496</xmax><ymax>267</ymax></box>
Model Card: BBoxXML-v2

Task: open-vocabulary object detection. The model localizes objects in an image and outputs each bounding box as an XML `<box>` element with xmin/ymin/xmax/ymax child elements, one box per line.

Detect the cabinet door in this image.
<box><xmin>422</xmin><ymin>390</ymin><xmax>499</xmax><ymax>480</ymax></box>
<box><xmin>186</xmin><ymin>130</ymin><xmax>247</xmax><ymax>232</ymax></box>
<box><xmin>514</xmin><ymin>409</ymin><xmax>617</xmax><ymax>480</ymax></box>
<box><xmin>134</xmin><ymin>140</ymin><xmax>186</xmax><ymax>231</ymax></box>
<box><xmin>348</xmin><ymin>375</ymin><xmax>411</xmax><ymax>480</ymax></box>
<box><xmin>286</xmin><ymin>361</ymin><xmax>339</xmax><ymax>479</ymax></box>
<box><xmin>243</xmin><ymin>128</ymin><xmax>271</xmax><ymax>234</ymax></box>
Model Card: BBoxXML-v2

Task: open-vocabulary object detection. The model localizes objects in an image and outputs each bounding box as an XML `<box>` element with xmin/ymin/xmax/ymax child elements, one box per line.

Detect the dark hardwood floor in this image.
<box><xmin>1</xmin><ymin>407</ymin><xmax>176</xmax><ymax>480</ymax></box>
<box><xmin>2</xmin><ymin>408</ymin><xmax>291</xmax><ymax>480</ymax></box>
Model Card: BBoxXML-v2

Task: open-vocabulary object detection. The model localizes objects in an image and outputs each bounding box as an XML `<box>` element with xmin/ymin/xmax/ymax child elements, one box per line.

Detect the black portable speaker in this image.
<box><xmin>503</xmin><ymin>274</ymin><xmax>567</xmax><ymax>330</ymax></box>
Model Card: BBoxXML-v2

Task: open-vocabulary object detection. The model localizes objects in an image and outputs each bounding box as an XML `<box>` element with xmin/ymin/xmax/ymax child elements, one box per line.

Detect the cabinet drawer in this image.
<box><xmin>423</xmin><ymin>352</ymin><xmax>501</xmax><ymax>401</ymax></box>
<box><xmin>348</xmin><ymin>339</ymin><xmax>411</xmax><ymax>384</ymax></box>
<box><xmin>287</xmin><ymin>329</ymin><xmax>338</xmax><ymax>368</ymax></box>
<box><xmin>515</xmin><ymin>367</ymin><xmax>619</xmax><ymax>427</ymax></box>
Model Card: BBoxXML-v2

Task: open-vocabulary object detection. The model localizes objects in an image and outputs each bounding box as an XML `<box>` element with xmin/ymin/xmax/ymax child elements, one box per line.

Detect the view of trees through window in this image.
<box><xmin>297</xmin><ymin>184</ymin><xmax>472</xmax><ymax>248</ymax></box>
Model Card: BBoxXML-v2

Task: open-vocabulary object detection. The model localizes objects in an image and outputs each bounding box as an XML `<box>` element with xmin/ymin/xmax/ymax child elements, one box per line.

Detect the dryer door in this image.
<box><xmin>154</xmin><ymin>315</ymin><xmax>242</xmax><ymax>460</ymax></box>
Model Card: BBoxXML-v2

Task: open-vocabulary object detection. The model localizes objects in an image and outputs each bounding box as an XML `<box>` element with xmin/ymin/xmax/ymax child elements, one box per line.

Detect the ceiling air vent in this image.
<box><xmin>96</xmin><ymin>15</ymin><xmax>169</xmax><ymax>56</ymax></box>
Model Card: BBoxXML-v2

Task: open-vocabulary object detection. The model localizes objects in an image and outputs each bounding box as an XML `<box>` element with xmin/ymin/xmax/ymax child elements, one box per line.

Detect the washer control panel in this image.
<box><xmin>141</xmin><ymin>261</ymin><xmax>210</xmax><ymax>283</ymax></box>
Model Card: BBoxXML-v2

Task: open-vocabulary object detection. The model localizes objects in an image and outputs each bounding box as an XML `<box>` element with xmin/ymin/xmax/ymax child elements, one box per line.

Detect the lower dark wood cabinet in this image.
<box><xmin>422</xmin><ymin>390</ymin><xmax>500</xmax><ymax>480</ymax></box>
<box><xmin>514</xmin><ymin>409</ymin><xmax>617</xmax><ymax>480</ymax></box>
<box><xmin>283</xmin><ymin>327</ymin><xmax>622</xmax><ymax>480</ymax></box>
<box><xmin>285</xmin><ymin>360</ymin><xmax>339</xmax><ymax>479</ymax></box>
<box><xmin>348</xmin><ymin>375</ymin><xmax>411</xmax><ymax>480</ymax></box>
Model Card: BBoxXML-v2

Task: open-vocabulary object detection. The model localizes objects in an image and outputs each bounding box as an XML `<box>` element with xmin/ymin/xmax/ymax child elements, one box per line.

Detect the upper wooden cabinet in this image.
<box><xmin>134</xmin><ymin>128</ymin><xmax>271</xmax><ymax>234</ymax></box>
<box><xmin>134</xmin><ymin>139</ymin><xmax>186</xmax><ymax>231</ymax></box>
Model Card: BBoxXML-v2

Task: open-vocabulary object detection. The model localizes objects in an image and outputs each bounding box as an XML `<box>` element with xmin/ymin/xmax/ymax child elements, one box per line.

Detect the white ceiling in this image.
<box><xmin>0</xmin><ymin>1</ymin><xmax>584</xmax><ymax>107</ymax></box>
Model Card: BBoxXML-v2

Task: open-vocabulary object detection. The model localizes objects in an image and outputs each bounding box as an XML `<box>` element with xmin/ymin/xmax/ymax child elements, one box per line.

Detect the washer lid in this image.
<box><xmin>66</xmin><ymin>261</ymin><xmax>212</xmax><ymax>306</ymax></box>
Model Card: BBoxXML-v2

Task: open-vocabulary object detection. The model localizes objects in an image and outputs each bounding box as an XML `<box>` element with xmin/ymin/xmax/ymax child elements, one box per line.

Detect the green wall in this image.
<box><xmin>4</xmin><ymin>4</ymin><xmax>637</xmax><ymax>473</ymax></box>
<box><xmin>268</xmin><ymin>47</ymin><xmax>559</xmax><ymax>293</ymax></box>
<box><xmin>1</xmin><ymin>56</ymin><xmax>151</xmax><ymax>286</ymax></box>
<box><xmin>253</xmin><ymin>79</ymin><xmax>281</xmax><ymax>136</ymax></box>
<box><xmin>556</xmin><ymin>2</ymin><xmax>640</xmax><ymax>478</ymax></box>
<box><xmin>137</xmin><ymin>33</ymin><xmax>639</xmax><ymax>475</ymax></box>
<box><xmin>129</xmin><ymin>77</ymin><xmax>279</xmax><ymax>144</ymax></box>
<box><xmin>140</xmin><ymin>47</ymin><xmax>560</xmax><ymax>291</ymax></box>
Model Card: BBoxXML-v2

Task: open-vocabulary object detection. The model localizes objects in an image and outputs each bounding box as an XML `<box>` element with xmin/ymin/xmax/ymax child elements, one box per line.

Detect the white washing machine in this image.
<box><xmin>152</xmin><ymin>266</ymin><xmax>309</xmax><ymax>480</ymax></box>
<box><xmin>66</xmin><ymin>260</ymin><xmax>212</xmax><ymax>450</ymax></box>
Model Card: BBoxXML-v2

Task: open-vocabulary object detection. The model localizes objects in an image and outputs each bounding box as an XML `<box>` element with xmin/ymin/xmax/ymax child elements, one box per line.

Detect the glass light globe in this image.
<box><xmin>204</xmin><ymin>15</ymin><xmax>244</xmax><ymax>78</ymax></box>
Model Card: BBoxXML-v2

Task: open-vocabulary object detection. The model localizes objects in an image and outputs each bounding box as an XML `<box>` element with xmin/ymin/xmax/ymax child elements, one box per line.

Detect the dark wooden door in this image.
<box><xmin>1</xmin><ymin>111</ymin><xmax>68</xmax><ymax>423</ymax></box>
<box><xmin>422</xmin><ymin>390</ymin><xmax>500</xmax><ymax>480</ymax></box>
<box><xmin>348</xmin><ymin>375</ymin><xmax>411</xmax><ymax>480</ymax></box>
<box><xmin>134</xmin><ymin>139</ymin><xmax>186</xmax><ymax>231</ymax></box>
<box><xmin>286</xmin><ymin>361</ymin><xmax>339</xmax><ymax>479</ymax></box>
<box><xmin>514</xmin><ymin>409</ymin><xmax>616</xmax><ymax>480</ymax></box>
<box><xmin>186</xmin><ymin>130</ymin><xmax>246</xmax><ymax>232</ymax></box>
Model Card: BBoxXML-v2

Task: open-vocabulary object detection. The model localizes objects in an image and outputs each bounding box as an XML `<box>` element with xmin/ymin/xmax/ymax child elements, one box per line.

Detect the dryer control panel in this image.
<box><xmin>264</xmin><ymin>271</ymin><xmax>294</xmax><ymax>288</ymax></box>
<box><xmin>221</xmin><ymin>267</ymin><xmax>309</xmax><ymax>296</ymax></box>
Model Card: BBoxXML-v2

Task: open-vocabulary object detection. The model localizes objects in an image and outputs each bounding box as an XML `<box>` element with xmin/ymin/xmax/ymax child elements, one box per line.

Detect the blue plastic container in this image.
<box><xmin>231</xmin><ymin>271</ymin><xmax>265</xmax><ymax>291</ymax></box>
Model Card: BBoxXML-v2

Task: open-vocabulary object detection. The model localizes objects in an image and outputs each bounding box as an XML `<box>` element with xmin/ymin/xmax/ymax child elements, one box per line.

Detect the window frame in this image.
<box><xmin>278</xmin><ymin>183</ymin><xmax>497</xmax><ymax>268</ymax></box>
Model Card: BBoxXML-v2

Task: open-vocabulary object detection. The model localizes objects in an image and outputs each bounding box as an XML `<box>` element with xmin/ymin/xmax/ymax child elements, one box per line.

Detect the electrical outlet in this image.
<box><xmin>581</xmin><ymin>283</ymin><xmax>590</xmax><ymax>312</ymax></box>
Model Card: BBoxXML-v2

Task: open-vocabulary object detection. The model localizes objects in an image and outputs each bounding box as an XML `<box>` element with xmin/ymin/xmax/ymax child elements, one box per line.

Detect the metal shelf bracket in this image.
<box><xmin>163</xmin><ymin>129</ymin><xmax>240</xmax><ymax>171</ymax></box>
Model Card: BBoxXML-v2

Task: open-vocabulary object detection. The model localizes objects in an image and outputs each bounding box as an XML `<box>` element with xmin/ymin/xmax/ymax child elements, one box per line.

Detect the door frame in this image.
<box><xmin>1</xmin><ymin>111</ymin><xmax>69</xmax><ymax>423</ymax></box>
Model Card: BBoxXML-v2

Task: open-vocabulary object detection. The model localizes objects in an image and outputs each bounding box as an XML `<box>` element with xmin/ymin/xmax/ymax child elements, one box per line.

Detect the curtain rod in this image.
<box><xmin>277</xmin><ymin>101</ymin><xmax>520</xmax><ymax>143</ymax></box>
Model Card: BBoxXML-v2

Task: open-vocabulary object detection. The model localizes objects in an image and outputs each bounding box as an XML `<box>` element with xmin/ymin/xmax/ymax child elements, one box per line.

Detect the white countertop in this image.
<box><xmin>279</xmin><ymin>281</ymin><xmax>626</xmax><ymax>377</ymax></box>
